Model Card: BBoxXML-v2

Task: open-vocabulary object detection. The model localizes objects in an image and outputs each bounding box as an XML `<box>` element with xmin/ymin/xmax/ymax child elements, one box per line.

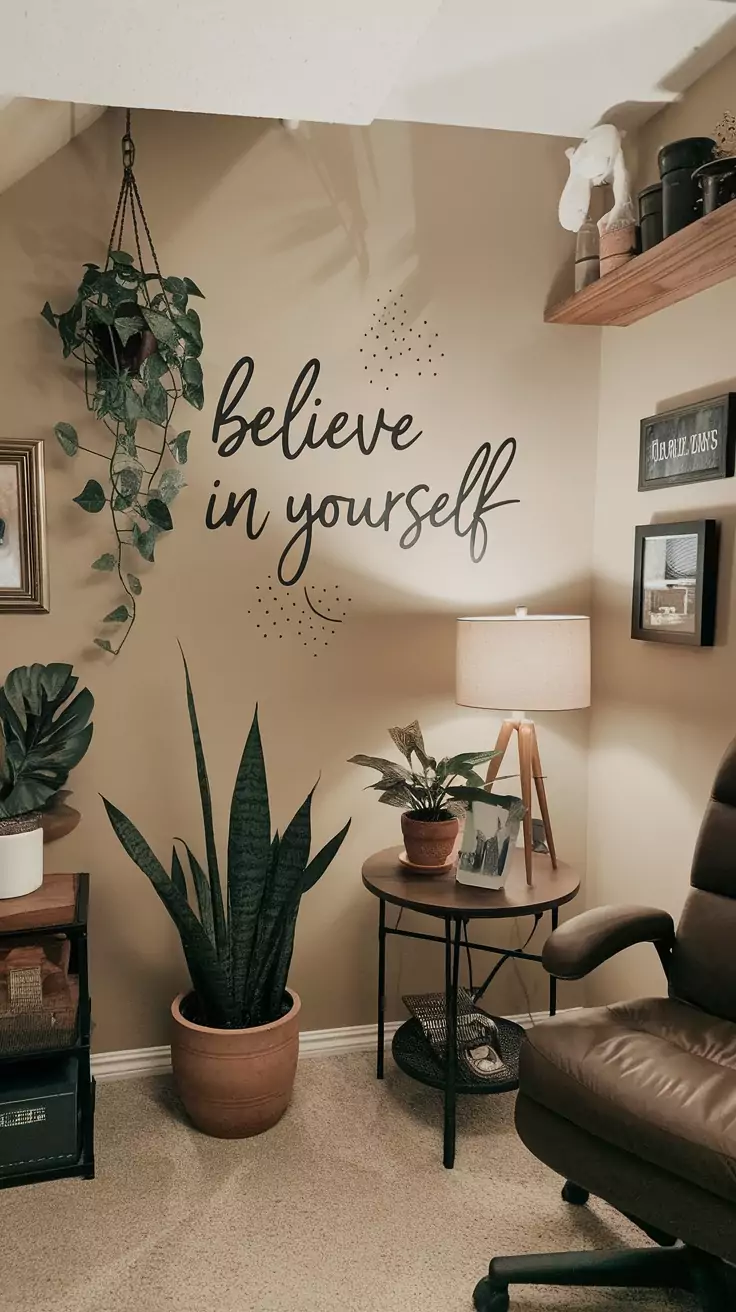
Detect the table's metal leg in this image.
<box><xmin>377</xmin><ymin>898</ymin><xmax>386</xmax><ymax>1079</ymax></box>
<box><xmin>443</xmin><ymin>915</ymin><xmax>463</xmax><ymax>1169</ymax></box>
<box><xmin>549</xmin><ymin>906</ymin><xmax>559</xmax><ymax>1017</ymax></box>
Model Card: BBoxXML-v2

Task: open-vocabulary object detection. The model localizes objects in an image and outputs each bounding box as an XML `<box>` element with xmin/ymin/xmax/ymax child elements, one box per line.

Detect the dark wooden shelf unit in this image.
<box><xmin>0</xmin><ymin>873</ymin><xmax>94</xmax><ymax>1189</ymax></box>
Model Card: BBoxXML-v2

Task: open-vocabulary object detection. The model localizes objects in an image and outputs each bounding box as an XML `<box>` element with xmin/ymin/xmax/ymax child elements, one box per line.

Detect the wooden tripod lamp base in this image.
<box><xmin>485</xmin><ymin>719</ymin><xmax>557</xmax><ymax>885</ymax></box>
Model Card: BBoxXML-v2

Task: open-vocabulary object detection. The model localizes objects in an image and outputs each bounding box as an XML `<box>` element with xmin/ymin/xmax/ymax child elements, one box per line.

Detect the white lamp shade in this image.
<box><xmin>456</xmin><ymin>614</ymin><xmax>591</xmax><ymax>712</ymax></box>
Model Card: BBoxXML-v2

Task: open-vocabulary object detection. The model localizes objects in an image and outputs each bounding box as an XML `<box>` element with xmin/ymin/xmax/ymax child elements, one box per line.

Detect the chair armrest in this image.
<box><xmin>542</xmin><ymin>905</ymin><xmax>676</xmax><ymax>980</ymax></box>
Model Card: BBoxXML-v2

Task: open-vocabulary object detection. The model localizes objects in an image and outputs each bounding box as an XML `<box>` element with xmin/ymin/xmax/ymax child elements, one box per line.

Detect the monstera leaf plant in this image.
<box><xmin>0</xmin><ymin>663</ymin><xmax>94</xmax><ymax>820</ymax></box>
<box><xmin>103</xmin><ymin>651</ymin><xmax>351</xmax><ymax>1030</ymax></box>
<box><xmin>42</xmin><ymin>251</ymin><xmax>204</xmax><ymax>656</ymax></box>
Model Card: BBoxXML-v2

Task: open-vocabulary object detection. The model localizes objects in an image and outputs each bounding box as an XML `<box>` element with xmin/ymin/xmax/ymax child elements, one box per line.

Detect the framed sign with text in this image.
<box><xmin>638</xmin><ymin>394</ymin><xmax>736</xmax><ymax>491</ymax></box>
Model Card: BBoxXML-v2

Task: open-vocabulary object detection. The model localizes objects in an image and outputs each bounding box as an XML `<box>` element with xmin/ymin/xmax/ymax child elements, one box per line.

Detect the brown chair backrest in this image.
<box><xmin>670</xmin><ymin>737</ymin><xmax>736</xmax><ymax>1022</ymax></box>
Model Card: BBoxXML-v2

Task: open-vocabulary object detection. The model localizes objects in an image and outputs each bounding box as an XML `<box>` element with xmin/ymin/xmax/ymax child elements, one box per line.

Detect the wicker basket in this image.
<box><xmin>0</xmin><ymin>939</ymin><xmax>78</xmax><ymax>1056</ymax></box>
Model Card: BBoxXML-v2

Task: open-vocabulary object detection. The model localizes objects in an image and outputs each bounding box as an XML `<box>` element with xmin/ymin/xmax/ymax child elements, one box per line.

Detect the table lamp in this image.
<box><xmin>455</xmin><ymin>608</ymin><xmax>590</xmax><ymax>884</ymax></box>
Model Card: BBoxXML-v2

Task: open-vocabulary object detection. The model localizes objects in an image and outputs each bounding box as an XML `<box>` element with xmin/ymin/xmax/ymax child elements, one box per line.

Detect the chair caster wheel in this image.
<box><xmin>473</xmin><ymin>1277</ymin><xmax>510</xmax><ymax>1312</ymax></box>
<box><xmin>562</xmin><ymin>1180</ymin><xmax>589</xmax><ymax>1205</ymax></box>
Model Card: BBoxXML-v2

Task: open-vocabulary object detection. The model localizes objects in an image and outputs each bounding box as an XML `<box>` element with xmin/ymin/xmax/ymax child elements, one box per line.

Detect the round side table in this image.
<box><xmin>362</xmin><ymin>846</ymin><xmax>580</xmax><ymax>1168</ymax></box>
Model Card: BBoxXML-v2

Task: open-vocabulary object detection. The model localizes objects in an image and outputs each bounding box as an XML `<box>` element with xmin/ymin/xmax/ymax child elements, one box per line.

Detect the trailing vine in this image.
<box><xmin>42</xmin><ymin>113</ymin><xmax>204</xmax><ymax>655</ymax></box>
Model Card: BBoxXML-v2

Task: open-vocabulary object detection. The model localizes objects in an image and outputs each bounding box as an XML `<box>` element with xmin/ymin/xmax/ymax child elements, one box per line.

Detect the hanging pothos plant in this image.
<box><xmin>41</xmin><ymin>114</ymin><xmax>205</xmax><ymax>655</ymax></box>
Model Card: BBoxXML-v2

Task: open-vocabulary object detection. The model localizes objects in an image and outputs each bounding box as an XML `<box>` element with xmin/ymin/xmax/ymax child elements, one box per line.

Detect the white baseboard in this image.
<box><xmin>91</xmin><ymin>1009</ymin><xmax>562</xmax><ymax>1082</ymax></box>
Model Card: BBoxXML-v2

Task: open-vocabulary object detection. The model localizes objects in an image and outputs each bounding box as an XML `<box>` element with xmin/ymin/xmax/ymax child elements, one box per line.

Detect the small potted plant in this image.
<box><xmin>103</xmin><ymin>651</ymin><xmax>351</xmax><ymax>1138</ymax></box>
<box><xmin>0</xmin><ymin>664</ymin><xmax>94</xmax><ymax>898</ymax></box>
<box><xmin>350</xmin><ymin>721</ymin><xmax>512</xmax><ymax>870</ymax></box>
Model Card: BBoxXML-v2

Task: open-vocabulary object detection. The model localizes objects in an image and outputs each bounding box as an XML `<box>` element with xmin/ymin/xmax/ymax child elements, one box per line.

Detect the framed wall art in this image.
<box><xmin>0</xmin><ymin>439</ymin><xmax>49</xmax><ymax>613</ymax></box>
<box><xmin>631</xmin><ymin>520</ymin><xmax>718</xmax><ymax>647</ymax></box>
<box><xmin>638</xmin><ymin>394</ymin><xmax>736</xmax><ymax>491</ymax></box>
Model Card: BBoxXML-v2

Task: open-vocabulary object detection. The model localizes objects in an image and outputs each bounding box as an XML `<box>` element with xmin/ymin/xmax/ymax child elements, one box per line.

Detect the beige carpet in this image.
<box><xmin>0</xmin><ymin>1054</ymin><xmax>694</xmax><ymax>1312</ymax></box>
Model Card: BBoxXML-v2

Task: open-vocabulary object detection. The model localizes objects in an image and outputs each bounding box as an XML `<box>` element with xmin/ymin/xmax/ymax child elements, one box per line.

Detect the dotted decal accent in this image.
<box><xmin>247</xmin><ymin>578</ymin><xmax>353</xmax><ymax>656</ymax></box>
<box><xmin>361</xmin><ymin>291</ymin><xmax>443</xmax><ymax>391</ymax></box>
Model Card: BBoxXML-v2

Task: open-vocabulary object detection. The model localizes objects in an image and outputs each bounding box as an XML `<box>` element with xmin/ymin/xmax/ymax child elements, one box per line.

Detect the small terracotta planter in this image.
<box><xmin>401</xmin><ymin>813</ymin><xmax>459</xmax><ymax>869</ymax></box>
<box><xmin>171</xmin><ymin>989</ymin><xmax>301</xmax><ymax>1138</ymax></box>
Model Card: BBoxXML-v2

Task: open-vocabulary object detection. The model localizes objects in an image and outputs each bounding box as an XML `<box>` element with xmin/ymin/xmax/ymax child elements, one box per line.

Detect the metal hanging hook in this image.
<box><xmin>122</xmin><ymin>108</ymin><xmax>135</xmax><ymax>171</ymax></box>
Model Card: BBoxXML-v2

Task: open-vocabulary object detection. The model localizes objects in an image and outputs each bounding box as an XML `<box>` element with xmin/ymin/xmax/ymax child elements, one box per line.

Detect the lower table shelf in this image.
<box><xmin>392</xmin><ymin>1012</ymin><xmax>525</xmax><ymax>1095</ymax></box>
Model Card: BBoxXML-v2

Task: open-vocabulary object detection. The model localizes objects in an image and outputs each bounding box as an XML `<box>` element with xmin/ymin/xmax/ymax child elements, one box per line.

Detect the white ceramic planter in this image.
<box><xmin>0</xmin><ymin>816</ymin><xmax>43</xmax><ymax>899</ymax></box>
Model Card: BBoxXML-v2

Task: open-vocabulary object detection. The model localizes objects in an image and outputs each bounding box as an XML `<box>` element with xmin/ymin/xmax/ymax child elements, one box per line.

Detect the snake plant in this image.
<box><xmin>0</xmin><ymin>663</ymin><xmax>94</xmax><ymax>820</ymax></box>
<box><xmin>103</xmin><ymin>651</ymin><xmax>351</xmax><ymax>1029</ymax></box>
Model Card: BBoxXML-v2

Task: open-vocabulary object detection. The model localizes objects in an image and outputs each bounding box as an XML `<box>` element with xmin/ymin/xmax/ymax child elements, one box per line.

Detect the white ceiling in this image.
<box><xmin>0</xmin><ymin>0</ymin><xmax>735</xmax><ymax>138</ymax></box>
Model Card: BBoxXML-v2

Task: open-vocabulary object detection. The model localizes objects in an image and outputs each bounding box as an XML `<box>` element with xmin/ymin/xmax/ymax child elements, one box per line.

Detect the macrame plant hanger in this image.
<box><xmin>107</xmin><ymin>109</ymin><xmax>167</xmax><ymax>297</ymax></box>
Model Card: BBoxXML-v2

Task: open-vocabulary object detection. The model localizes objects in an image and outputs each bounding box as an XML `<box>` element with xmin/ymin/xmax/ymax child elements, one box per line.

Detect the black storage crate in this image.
<box><xmin>0</xmin><ymin>1058</ymin><xmax>78</xmax><ymax>1176</ymax></box>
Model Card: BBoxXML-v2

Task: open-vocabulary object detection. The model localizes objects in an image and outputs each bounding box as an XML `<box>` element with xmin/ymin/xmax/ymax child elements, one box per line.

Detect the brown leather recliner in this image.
<box><xmin>474</xmin><ymin>739</ymin><xmax>736</xmax><ymax>1312</ymax></box>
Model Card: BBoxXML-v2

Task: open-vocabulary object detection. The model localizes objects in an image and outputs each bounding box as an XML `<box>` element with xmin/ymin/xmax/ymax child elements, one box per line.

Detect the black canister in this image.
<box><xmin>638</xmin><ymin>182</ymin><xmax>663</xmax><ymax>250</ymax></box>
<box><xmin>658</xmin><ymin>137</ymin><xmax>716</xmax><ymax>237</ymax></box>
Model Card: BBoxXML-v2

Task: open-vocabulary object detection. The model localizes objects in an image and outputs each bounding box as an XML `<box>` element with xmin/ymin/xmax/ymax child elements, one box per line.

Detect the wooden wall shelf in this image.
<box><xmin>546</xmin><ymin>196</ymin><xmax>736</xmax><ymax>327</ymax></box>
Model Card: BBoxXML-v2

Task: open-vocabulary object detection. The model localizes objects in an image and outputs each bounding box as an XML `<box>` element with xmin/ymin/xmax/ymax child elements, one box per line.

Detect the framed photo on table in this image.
<box><xmin>631</xmin><ymin>520</ymin><xmax>718</xmax><ymax>647</ymax></box>
<box><xmin>0</xmin><ymin>439</ymin><xmax>49</xmax><ymax>613</ymax></box>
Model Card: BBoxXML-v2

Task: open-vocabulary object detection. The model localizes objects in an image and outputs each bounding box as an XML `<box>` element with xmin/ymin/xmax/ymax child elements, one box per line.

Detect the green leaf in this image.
<box><xmin>57</xmin><ymin>302</ymin><xmax>83</xmax><ymax>357</ymax></box>
<box><xmin>92</xmin><ymin>553</ymin><xmax>116</xmax><ymax>572</ymax></box>
<box><xmin>179</xmin><ymin>648</ymin><xmax>227</xmax><ymax>959</ymax></box>
<box><xmin>227</xmin><ymin>706</ymin><xmax>271</xmax><ymax>1013</ymax></box>
<box><xmin>182</xmin><ymin>357</ymin><xmax>204</xmax><ymax>409</ymax></box>
<box><xmin>116</xmin><ymin>431</ymin><xmax>138</xmax><ymax>458</ymax></box>
<box><xmin>142</xmin><ymin>379</ymin><xmax>168</xmax><ymax>425</ymax></box>
<box><xmin>145</xmin><ymin>498</ymin><xmax>173</xmax><ymax>531</ymax></box>
<box><xmin>163</xmin><ymin>276</ymin><xmax>187</xmax><ymax>297</ymax></box>
<box><xmin>0</xmin><ymin>664</ymin><xmax>93</xmax><ymax>818</ymax></box>
<box><xmin>41</xmin><ymin>301</ymin><xmax>57</xmax><ymax>328</ymax></box>
<box><xmin>173</xmin><ymin>309</ymin><xmax>202</xmax><ymax>353</ymax></box>
<box><xmin>132</xmin><ymin>523</ymin><xmax>157</xmax><ymax>562</ymax></box>
<box><xmin>442</xmin><ymin>750</ymin><xmax>501</xmax><ymax>776</ymax></box>
<box><xmin>168</xmin><ymin>430</ymin><xmax>190</xmax><ymax>464</ymax></box>
<box><xmin>302</xmin><ymin>818</ymin><xmax>351</xmax><ymax>893</ymax></box>
<box><xmin>170</xmin><ymin>845</ymin><xmax>187</xmax><ymax>900</ymax></box>
<box><xmin>114</xmin><ymin>465</ymin><xmax>143</xmax><ymax>506</ymax></box>
<box><xmin>114</xmin><ymin>314</ymin><xmax>145</xmax><ymax>347</ymax></box>
<box><xmin>183</xmin><ymin>277</ymin><xmax>204</xmax><ymax>298</ymax></box>
<box><xmin>86</xmin><ymin>302</ymin><xmax>115</xmax><ymax>326</ymax></box>
<box><xmin>103</xmin><ymin>605</ymin><xmax>129</xmax><ymax>624</ymax></box>
<box><xmin>94</xmin><ymin>638</ymin><xmax>113</xmax><ymax>653</ymax></box>
<box><xmin>156</xmin><ymin>468</ymin><xmax>186</xmax><ymax>505</ymax></box>
<box><xmin>445</xmin><ymin>785</ymin><xmax>523</xmax><ymax>811</ymax></box>
<box><xmin>101</xmin><ymin>797</ymin><xmax>233</xmax><ymax>1027</ymax></box>
<box><xmin>141</xmin><ymin>352</ymin><xmax>168</xmax><ymax>385</ymax></box>
<box><xmin>109</xmin><ymin>249</ymin><xmax>134</xmax><ymax>266</ymax></box>
<box><xmin>73</xmin><ymin>479</ymin><xmax>106</xmax><ymax>513</ymax></box>
<box><xmin>247</xmin><ymin>792</ymin><xmax>313</xmax><ymax>1014</ymax></box>
<box><xmin>348</xmin><ymin>754</ymin><xmax>410</xmax><ymax>782</ymax></box>
<box><xmin>54</xmin><ymin>422</ymin><xmax>78</xmax><ymax>456</ymax></box>
<box><xmin>141</xmin><ymin>306</ymin><xmax>180</xmax><ymax>349</ymax></box>
<box><xmin>388</xmin><ymin>721</ymin><xmax>427</xmax><ymax>765</ymax></box>
<box><xmin>127</xmin><ymin>574</ymin><xmax>142</xmax><ymax>595</ymax></box>
<box><xmin>181</xmin><ymin>842</ymin><xmax>215</xmax><ymax>944</ymax></box>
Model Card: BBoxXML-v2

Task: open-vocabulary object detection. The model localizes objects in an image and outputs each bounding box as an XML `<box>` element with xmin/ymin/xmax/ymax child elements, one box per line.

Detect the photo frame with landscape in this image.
<box><xmin>456</xmin><ymin>793</ymin><xmax>525</xmax><ymax>890</ymax></box>
<box><xmin>631</xmin><ymin>520</ymin><xmax>718</xmax><ymax>647</ymax></box>
<box><xmin>0</xmin><ymin>439</ymin><xmax>48</xmax><ymax>613</ymax></box>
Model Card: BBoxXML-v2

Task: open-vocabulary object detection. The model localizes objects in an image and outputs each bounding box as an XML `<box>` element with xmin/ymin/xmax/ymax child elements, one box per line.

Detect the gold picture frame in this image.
<box><xmin>0</xmin><ymin>438</ymin><xmax>49</xmax><ymax>613</ymax></box>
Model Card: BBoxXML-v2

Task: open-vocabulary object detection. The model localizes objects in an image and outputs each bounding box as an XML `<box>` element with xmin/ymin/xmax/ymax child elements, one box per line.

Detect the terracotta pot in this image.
<box><xmin>171</xmin><ymin>989</ymin><xmax>301</xmax><ymax>1138</ymax></box>
<box><xmin>401</xmin><ymin>813</ymin><xmax>459</xmax><ymax>869</ymax></box>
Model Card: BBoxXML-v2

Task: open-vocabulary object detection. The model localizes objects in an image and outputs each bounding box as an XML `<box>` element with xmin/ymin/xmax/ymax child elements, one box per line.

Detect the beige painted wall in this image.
<box><xmin>586</xmin><ymin>50</ymin><xmax>736</xmax><ymax>1005</ymax></box>
<box><xmin>0</xmin><ymin>110</ymin><xmax>598</xmax><ymax>1051</ymax></box>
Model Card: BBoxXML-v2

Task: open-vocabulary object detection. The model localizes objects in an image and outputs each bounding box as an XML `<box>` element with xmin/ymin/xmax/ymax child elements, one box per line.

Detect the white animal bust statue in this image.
<box><xmin>559</xmin><ymin>123</ymin><xmax>635</xmax><ymax>233</ymax></box>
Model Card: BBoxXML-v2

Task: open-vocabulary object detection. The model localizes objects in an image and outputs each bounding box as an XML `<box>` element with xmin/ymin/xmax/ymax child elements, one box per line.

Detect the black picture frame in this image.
<box><xmin>631</xmin><ymin>520</ymin><xmax>719</xmax><ymax>646</ymax></box>
<box><xmin>638</xmin><ymin>394</ymin><xmax>736</xmax><ymax>491</ymax></box>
